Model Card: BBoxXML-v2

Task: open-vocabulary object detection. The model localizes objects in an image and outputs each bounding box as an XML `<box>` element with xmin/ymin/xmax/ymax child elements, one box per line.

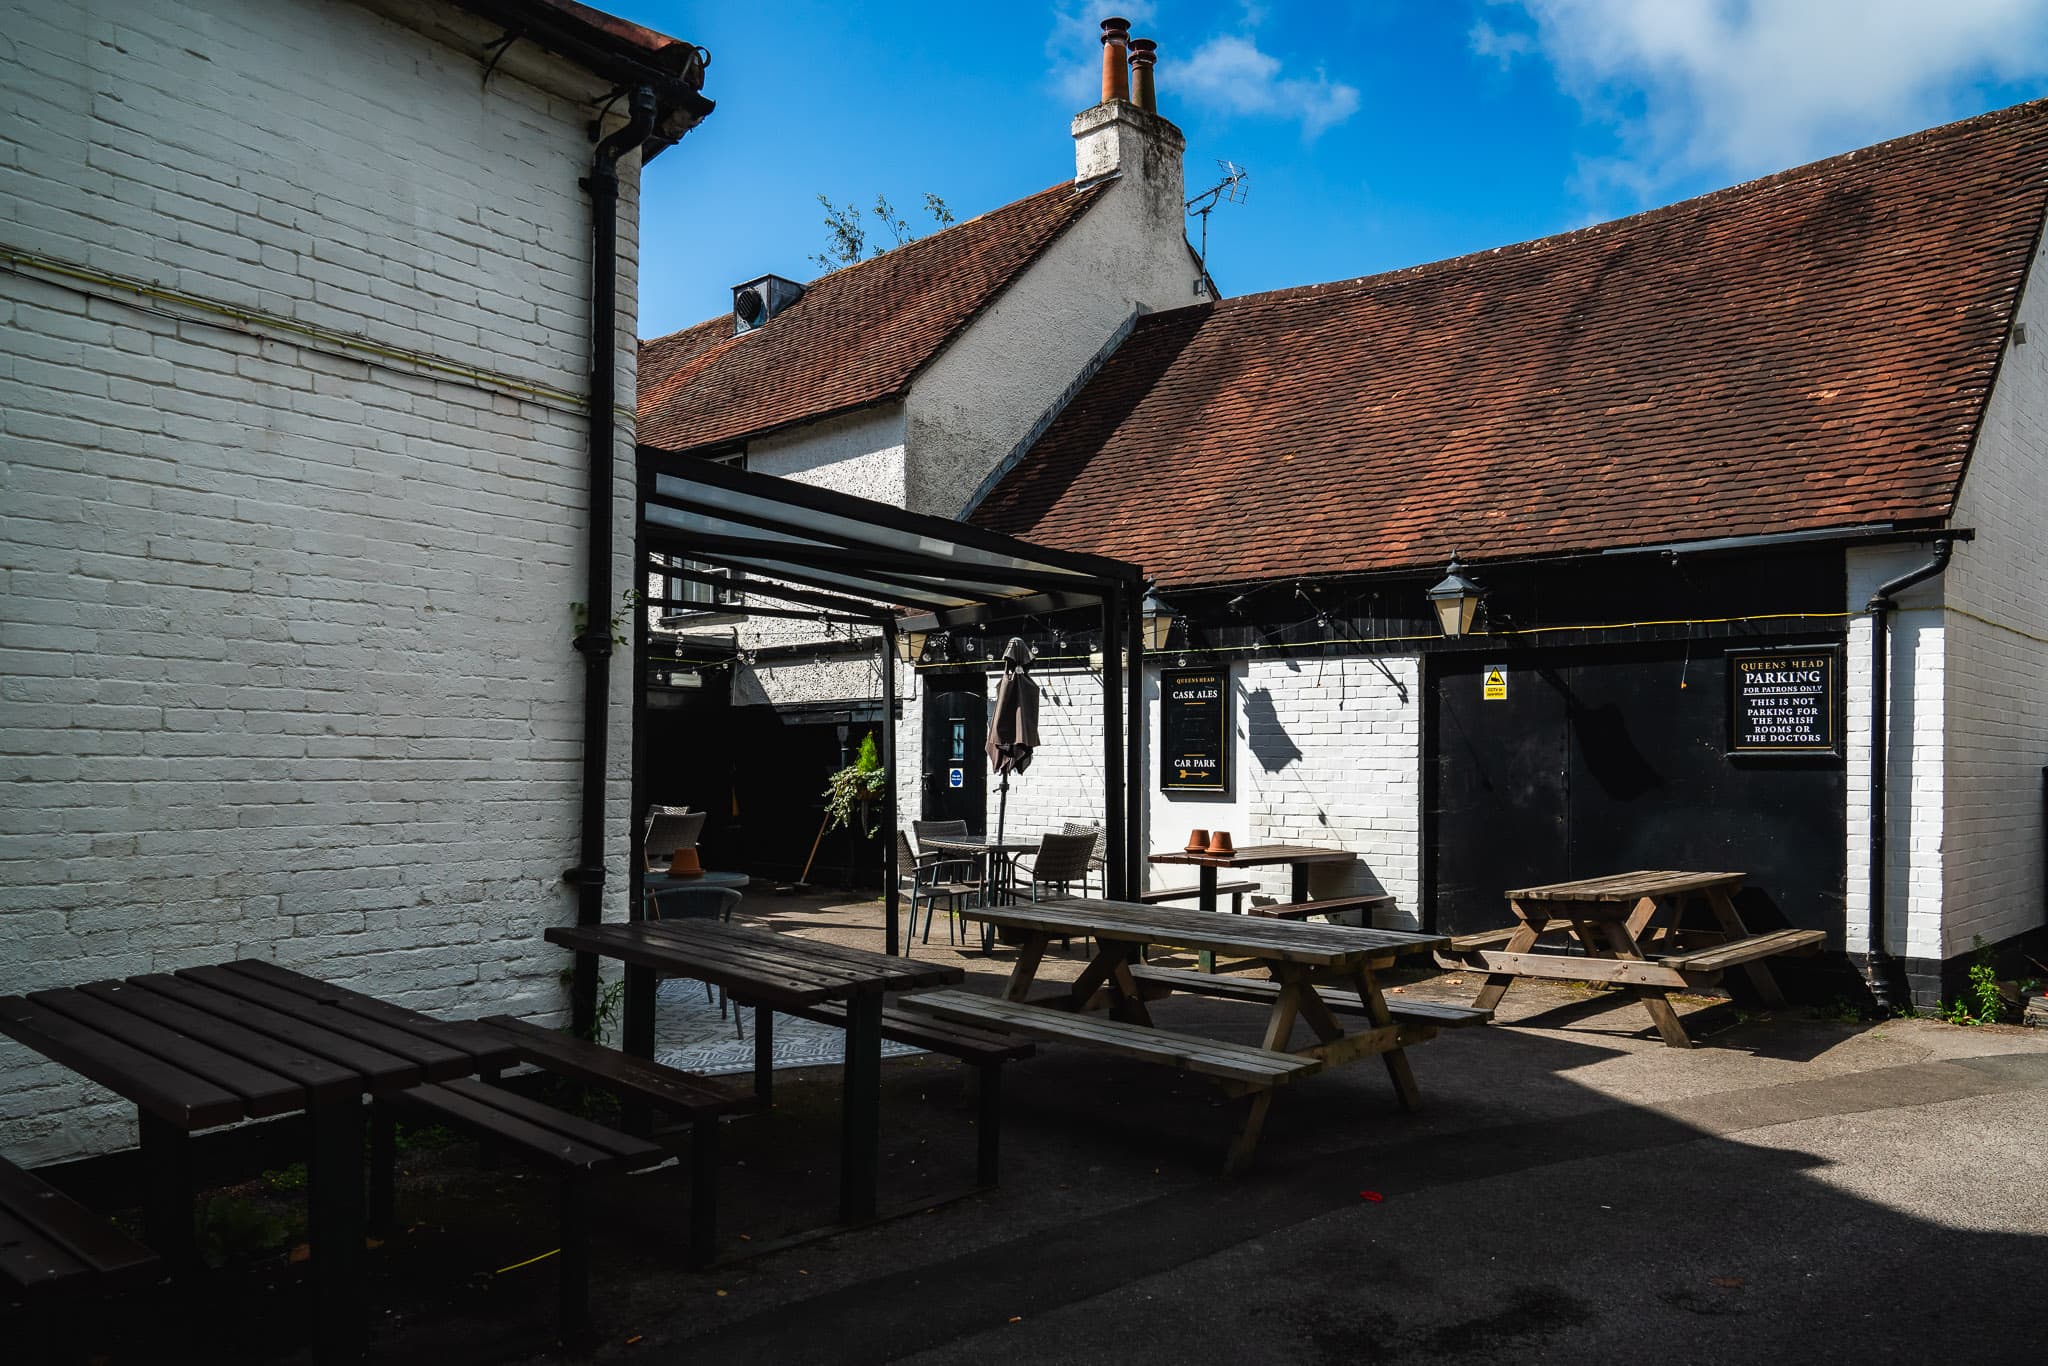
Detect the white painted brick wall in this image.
<box><xmin>1</xmin><ymin>0</ymin><xmax>645</xmax><ymax>1163</ymax></box>
<box><xmin>892</xmin><ymin>655</ymin><xmax>1423</xmax><ymax>927</ymax></box>
<box><xmin>1942</xmin><ymin>230</ymin><xmax>2048</xmax><ymax>957</ymax></box>
<box><xmin>1147</xmin><ymin>657</ymin><xmax>1422</xmax><ymax>926</ymax></box>
<box><xmin>1844</xmin><ymin>550</ymin><xmax>1947</xmax><ymax>962</ymax></box>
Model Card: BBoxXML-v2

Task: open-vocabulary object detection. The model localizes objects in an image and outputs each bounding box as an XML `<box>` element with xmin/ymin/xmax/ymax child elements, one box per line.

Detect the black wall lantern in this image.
<box><xmin>1141</xmin><ymin>591</ymin><xmax>1178</xmax><ymax>652</ymax></box>
<box><xmin>1427</xmin><ymin>557</ymin><xmax>1485</xmax><ymax>639</ymax></box>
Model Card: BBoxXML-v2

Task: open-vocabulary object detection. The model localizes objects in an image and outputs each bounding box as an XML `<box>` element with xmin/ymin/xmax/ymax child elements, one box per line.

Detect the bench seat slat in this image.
<box><xmin>790</xmin><ymin>1002</ymin><xmax>1036</xmax><ymax>1062</ymax></box>
<box><xmin>1660</xmin><ymin>928</ymin><xmax>1825</xmax><ymax>973</ymax></box>
<box><xmin>0</xmin><ymin>1158</ymin><xmax>160</xmax><ymax>1296</ymax></box>
<box><xmin>899</xmin><ymin>990</ymin><xmax>1318</xmax><ymax>1086</ymax></box>
<box><xmin>392</xmin><ymin>1084</ymin><xmax>636</xmax><ymax>1173</ymax></box>
<box><xmin>435</xmin><ymin>1079</ymin><xmax>668</xmax><ymax>1166</ymax></box>
<box><xmin>477</xmin><ymin>1016</ymin><xmax>746</xmax><ymax>1117</ymax></box>
<box><xmin>1139</xmin><ymin>880</ymin><xmax>1260</xmax><ymax>905</ymax></box>
<box><xmin>1128</xmin><ymin>965</ymin><xmax>1491</xmax><ymax>1027</ymax></box>
<box><xmin>1251</xmin><ymin>894</ymin><xmax>1394</xmax><ymax>921</ymax></box>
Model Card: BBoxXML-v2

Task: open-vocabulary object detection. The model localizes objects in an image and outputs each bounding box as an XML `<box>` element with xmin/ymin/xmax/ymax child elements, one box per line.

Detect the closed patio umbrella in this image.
<box><xmin>987</xmin><ymin>636</ymin><xmax>1039</xmax><ymax>854</ymax></box>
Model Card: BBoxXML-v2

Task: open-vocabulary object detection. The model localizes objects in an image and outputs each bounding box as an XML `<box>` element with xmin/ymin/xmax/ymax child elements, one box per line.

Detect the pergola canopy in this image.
<box><xmin>634</xmin><ymin>447</ymin><xmax>1150</xmax><ymax>955</ymax></box>
<box><xmin>640</xmin><ymin>449</ymin><xmax>1143</xmax><ymax>624</ymax></box>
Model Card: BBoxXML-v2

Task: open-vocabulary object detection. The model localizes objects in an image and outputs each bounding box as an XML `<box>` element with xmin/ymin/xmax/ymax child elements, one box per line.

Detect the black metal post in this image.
<box><xmin>1102</xmin><ymin>586</ymin><xmax>1128</xmax><ymax>900</ymax></box>
<box><xmin>1125</xmin><ymin>588</ymin><xmax>1145</xmax><ymax>892</ymax></box>
<box><xmin>881</xmin><ymin>622</ymin><xmax>900</xmax><ymax>955</ymax></box>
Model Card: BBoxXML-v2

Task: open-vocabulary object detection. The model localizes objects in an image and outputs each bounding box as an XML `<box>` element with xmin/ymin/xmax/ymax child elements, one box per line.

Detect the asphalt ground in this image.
<box><xmin>497</xmin><ymin>892</ymin><xmax>2048</xmax><ymax>1366</ymax></box>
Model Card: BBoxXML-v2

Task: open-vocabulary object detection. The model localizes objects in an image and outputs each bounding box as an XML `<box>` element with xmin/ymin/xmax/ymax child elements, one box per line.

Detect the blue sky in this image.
<box><xmin>617</xmin><ymin>1</ymin><xmax>2048</xmax><ymax>340</ymax></box>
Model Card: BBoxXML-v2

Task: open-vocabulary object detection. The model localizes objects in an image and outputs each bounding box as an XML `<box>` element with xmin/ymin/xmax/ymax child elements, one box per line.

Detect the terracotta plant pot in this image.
<box><xmin>1186</xmin><ymin>829</ymin><xmax>1211</xmax><ymax>854</ymax></box>
<box><xmin>666</xmin><ymin>847</ymin><xmax>703</xmax><ymax>877</ymax></box>
<box><xmin>1206</xmin><ymin>830</ymin><xmax>1235</xmax><ymax>856</ymax></box>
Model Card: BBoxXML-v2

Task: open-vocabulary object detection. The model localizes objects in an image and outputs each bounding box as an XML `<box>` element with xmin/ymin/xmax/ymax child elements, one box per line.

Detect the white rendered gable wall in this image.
<box><xmin>0</xmin><ymin>0</ymin><xmax>643</xmax><ymax>1162</ymax></box>
<box><xmin>1940</xmin><ymin>228</ymin><xmax>2048</xmax><ymax>962</ymax></box>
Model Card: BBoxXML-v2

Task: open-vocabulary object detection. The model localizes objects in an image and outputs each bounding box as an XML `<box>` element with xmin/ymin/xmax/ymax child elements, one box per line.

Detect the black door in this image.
<box><xmin>1430</xmin><ymin>643</ymin><xmax>1846</xmax><ymax>940</ymax></box>
<box><xmin>922</xmin><ymin>675</ymin><xmax>986</xmax><ymax>828</ymax></box>
<box><xmin>1432</xmin><ymin>657</ymin><xmax>1570</xmax><ymax>936</ymax></box>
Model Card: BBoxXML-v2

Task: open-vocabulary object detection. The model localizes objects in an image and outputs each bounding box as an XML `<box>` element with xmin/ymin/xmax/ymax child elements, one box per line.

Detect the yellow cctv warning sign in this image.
<box><xmin>1482</xmin><ymin>668</ymin><xmax>1508</xmax><ymax>701</ymax></box>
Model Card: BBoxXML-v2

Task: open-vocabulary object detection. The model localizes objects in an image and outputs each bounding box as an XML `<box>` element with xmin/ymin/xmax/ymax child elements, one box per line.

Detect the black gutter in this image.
<box><xmin>1863</xmin><ymin>534</ymin><xmax>1959</xmax><ymax>1013</ymax></box>
<box><xmin>566</xmin><ymin>85</ymin><xmax>657</xmax><ymax>1036</ymax></box>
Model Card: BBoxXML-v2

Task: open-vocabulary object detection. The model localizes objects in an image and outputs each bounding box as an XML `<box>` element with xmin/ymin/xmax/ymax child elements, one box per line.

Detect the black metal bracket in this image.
<box><xmin>572</xmin><ymin>632</ymin><xmax>613</xmax><ymax>659</ymax></box>
<box><xmin>562</xmin><ymin>864</ymin><xmax>607</xmax><ymax>888</ymax></box>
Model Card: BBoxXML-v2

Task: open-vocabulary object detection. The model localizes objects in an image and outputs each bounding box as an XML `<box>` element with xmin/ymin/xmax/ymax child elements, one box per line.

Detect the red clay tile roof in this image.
<box><xmin>639</xmin><ymin>181</ymin><xmax>1107</xmax><ymax>452</ymax></box>
<box><xmin>973</xmin><ymin>101</ymin><xmax>2048</xmax><ymax>589</ymax></box>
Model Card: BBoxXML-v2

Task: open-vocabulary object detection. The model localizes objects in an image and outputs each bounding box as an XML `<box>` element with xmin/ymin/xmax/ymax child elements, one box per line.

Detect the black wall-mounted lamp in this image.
<box><xmin>1140</xmin><ymin>591</ymin><xmax>1178</xmax><ymax>652</ymax></box>
<box><xmin>1426</xmin><ymin>556</ymin><xmax>1485</xmax><ymax>639</ymax></box>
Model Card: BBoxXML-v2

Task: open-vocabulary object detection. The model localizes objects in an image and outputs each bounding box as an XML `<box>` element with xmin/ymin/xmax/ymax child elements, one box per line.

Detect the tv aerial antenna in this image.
<box><xmin>1185</xmin><ymin>159</ymin><xmax>1248</xmax><ymax>264</ymax></box>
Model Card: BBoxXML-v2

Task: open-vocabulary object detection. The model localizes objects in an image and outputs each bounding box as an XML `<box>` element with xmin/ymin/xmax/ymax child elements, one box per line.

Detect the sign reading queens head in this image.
<box><xmin>1727</xmin><ymin>647</ymin><xmax>1840</xmax><ymax>756</ymax></box>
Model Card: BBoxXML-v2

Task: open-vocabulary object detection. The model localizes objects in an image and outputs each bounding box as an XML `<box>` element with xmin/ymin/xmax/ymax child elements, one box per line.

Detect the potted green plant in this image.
<box><xmin>824</xmin><ymin>733</ymin><xmax>887</xmax><ymax>837</ymax></box>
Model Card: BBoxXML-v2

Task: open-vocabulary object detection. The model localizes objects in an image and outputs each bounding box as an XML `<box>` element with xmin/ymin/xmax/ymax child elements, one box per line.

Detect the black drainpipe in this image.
<box><xmin>568</xmin><ymin>86</ymin><xmax>658</xmax><ymax>1036</ymax></box>
<box><xmin>1863</xmin><ymin>535</ymin><xmax>1955</xmax><ymax>1014</ymax></box>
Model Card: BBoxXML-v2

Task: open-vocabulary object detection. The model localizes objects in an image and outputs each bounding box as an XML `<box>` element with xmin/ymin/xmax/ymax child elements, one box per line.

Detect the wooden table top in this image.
<box><xmin>1149</xmin><ymin>844</ymin><xmax>1358</xmax><ymax>869</ymax></box>
<box><xmin>0</xmin><ymin>961</ymin><xmax>516</xmax><ymax>1131</ymax></box>
<box><xmin>546</xmin><ymin>920</ymin><xmax>960</xmax><ymax>1007</ymax></box>
<box><xmin>968</xmin><ymin>896</ymin><xmax>1444</xmax><ymax>967</ymax></box>
<box><xmin>1506</xmin><ymin>870</ymin><xmax>1744</xmax><ymax>902</ymax></box>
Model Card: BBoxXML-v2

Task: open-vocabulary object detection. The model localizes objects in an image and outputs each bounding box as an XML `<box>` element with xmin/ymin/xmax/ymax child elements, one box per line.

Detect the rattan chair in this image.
<box><xmin>1011</xmin><ymin>831</ymin><xmax>1098</xmax><ymax>902</ymax></box>
<box><xmin>1060</xmin><ymin>821</ymin><xmax>1107</xmax><ymax>896</ymax></box>
<box><xmin>642</xmin><ymin>806</ymin><xmax>706</xmax><ymax>871</ymax></box>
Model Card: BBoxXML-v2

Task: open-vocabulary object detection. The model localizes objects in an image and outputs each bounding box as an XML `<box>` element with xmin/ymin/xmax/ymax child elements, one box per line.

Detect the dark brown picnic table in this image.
<box><xmin>0</xmin><ymin>961</ymin><xmax>516</xmax><ymax>1362</ymax></box>
<box><xmin>1433</xmin><ymin>870</ymin><xmax>1826</xmax><ymax>1048</ymax></box>
<box><xmin>543</xmin><ymin>920</ymin><xmax>959</xmax><ymax>1221</ymax></box>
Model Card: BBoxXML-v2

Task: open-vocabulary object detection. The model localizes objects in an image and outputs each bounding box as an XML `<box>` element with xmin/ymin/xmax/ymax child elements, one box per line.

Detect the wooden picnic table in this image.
<box><xmin>1433</xmin><ymin>870</ymin><xmax>1826</xmax><ymax>1048</ymax></box>
<box><xmin>0</xmin><ymin>961</ymin><xmax>515</xmax><ymax>1362</ymax></box>
<box><xmin>1148</xmin><ymin>843</ymin><xmax>1357</xmax><ymax>909</ymax></box>
<box><xmin>543</xmin><ymin>920</ymin><xmax>959</xmax><ymax>1221</ymax></box>
<box><xmin>906</xmin><ymin>897</ymin><xmax>1473</xmax><ymax>1172</ymax></box>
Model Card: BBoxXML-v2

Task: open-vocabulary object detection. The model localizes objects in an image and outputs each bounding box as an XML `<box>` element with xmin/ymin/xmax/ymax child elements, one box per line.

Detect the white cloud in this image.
<box><xmin>1482</xmin><ymin>0</ymin><xmax>2048</xmax><ymax>193</ymax></box>
<box><xmin>1469</xmin><ymin>20</ymin><xmax>1534</xmax><ymax>70</ymax></box>
<box><xmin>1167</xmin><ymin>34</ymin><xmax>1362</xmax><ymax>139</ymax></box>
<box><xmin>1045</xmin><ymin>6</ymin><xmax>1360</xmax><ymax>140</ymax></box>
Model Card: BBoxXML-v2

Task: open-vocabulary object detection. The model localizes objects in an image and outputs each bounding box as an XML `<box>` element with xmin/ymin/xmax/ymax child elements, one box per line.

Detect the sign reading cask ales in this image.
<box><xmin>1161</xmin><ymin>667</ymin><xmax>1231</xmax><ymax>792</ymax></box>
<box><xmin>1727</xmin><ymin>647</ymin><xmax>1839</xmax><ymax>755</ymax></box>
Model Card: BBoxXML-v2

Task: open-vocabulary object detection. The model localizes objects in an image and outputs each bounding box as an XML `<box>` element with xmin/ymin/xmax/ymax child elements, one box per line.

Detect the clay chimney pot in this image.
<box><xmin>1100</xmin><ymin>17</ymin><xmax>1131</xmax><ymax>105</ymax></box>
<box><xmin>1128</xmin><ymin>38</ymin><xmax>1157</xmax><ymax>113</ymax></box>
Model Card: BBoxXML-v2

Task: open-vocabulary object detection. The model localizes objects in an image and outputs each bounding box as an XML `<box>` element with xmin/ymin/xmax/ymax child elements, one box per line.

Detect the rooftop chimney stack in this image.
<box><xmin>1073</xmin><ymin>18</ymin><xmax>1183</xmax><ymax>209</ymax></box>
<box><xmin>1127</xmin><ymin>38</ymin><xmax>1157</xmax><ymax>113</ymax></box>
<box><xmin>1100</xmin><ymin>17</ymin><xmax>1131</xmax><ymax>104</ymax></box>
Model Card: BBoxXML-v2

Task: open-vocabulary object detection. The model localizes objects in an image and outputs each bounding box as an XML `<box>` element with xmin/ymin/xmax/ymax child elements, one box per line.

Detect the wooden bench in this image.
<box><xmin>1251</xmin><ymin>893</ymin><xmax>1394</xmax><ymax>923</ymax></box>
<box><xmin>372</xmin><ymin>1077</ymin><xmax>672</xmax><ymax>1342</ymax></box>
<box><xmin>1660</xmin><ymin>928</ymin><xmax>1826</xmax><ymax>973</ymax></box>
<box><xmin>899</xmin><ymin>989</ymin><xmax>1318</xmax><ymax>1088</ymax></box>
<box><xmin>473</xmin><ymin>1014</ymin><xmax>746</xmax><ymax>1259</ymax></box>
<box><xmin>1</xmin><ymin>1155</ymin><xmax>159</xmax><ymax>1303</ymax></box>
<box><xmin>1141</xmin><ymin>879</ymin><xmax>1260</xmax><ymax>912</ymax></box>
<box><xmin>782</xmin><ymin>1001</ymin><xmax>1034</xmax><ymax>1188</ymax></box>
<box><xmin>1127</xmin><ymin>965</ymin><xmax>1491</xmax><ymax>1033</ymax></box>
